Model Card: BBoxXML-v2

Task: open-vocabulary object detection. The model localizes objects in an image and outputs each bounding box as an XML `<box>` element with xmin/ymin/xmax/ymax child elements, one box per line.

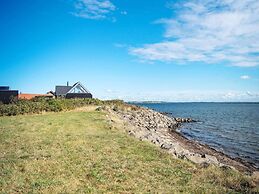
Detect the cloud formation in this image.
<box><xmin>130</xmin><ymin>0</ymin><xmax>259</xmax><ymax>67</ymax></box>
<box><xmin>240</xmin><ymin>75</ymin><xmax>251</xmax><ymax>80</ymax></box>
<box><xmin>73</xmin><ymin>0</ymin><xmax>116</xmax><ymax>20</ymax></box>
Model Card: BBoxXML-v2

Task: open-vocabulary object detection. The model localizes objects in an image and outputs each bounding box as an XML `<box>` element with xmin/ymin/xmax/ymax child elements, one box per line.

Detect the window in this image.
<box><xmin>68</xmin><ymin>84</ymin><xmax>89</xmax><ymax>94</ymax></box>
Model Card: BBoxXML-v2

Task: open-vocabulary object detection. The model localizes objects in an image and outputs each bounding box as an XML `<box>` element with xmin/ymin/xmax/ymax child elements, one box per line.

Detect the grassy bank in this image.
<box><xmin>0</xmin><ymin>108</ymin><xmax>257</xmax><ymax>193</ymax></box>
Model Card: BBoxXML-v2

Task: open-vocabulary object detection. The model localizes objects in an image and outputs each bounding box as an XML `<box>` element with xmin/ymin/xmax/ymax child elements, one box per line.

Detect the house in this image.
<box><xmin>18</xmin><ymin>93</ymin><xmax>54</xmax><ymax>100</ymax></box>
<box><xmin>55</xmin><ymin>82</ymin><xmax>92</xmax><ymax>99</ymax></box>
<box><xmin>0</xmin><ymin>86</ymin><xmax>18</xmax><ymax>104</ymax></box>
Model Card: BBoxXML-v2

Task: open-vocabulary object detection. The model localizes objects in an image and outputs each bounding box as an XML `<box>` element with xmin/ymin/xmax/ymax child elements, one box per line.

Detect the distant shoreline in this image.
<box><xmin>129</xmin><ymin>101</ymin><xmax>259</xmax><ymax>104</ymax></box>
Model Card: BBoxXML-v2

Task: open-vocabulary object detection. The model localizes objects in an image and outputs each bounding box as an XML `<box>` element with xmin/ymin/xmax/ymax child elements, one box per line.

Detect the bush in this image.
<box><xmin>0</xmin><ymin>98</ymin><xmax>106</xmax><ymax>116</ymax></box>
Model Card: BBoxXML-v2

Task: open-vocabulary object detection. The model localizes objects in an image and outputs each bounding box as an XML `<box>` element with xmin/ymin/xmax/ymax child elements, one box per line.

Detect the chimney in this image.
<box><xmin>67</xmin><ymin>81</ymin><xmax>69</xmax><ymax>86</ymax></box>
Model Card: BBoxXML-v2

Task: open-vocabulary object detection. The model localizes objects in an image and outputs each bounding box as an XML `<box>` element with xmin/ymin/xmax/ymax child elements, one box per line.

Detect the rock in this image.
<box><xmin>128</xmin><ymin>131</ymin><xmax>135</xmax><ymax>136</ymax></box>
<box><xmin>160</xmin><ymin>143</ymin><xmax>172</xmax><ymax>149</ymax></box>
<box><xmin>95</xmin><ymin>106</ymin><xmax>103</xmax><ymax>111</ymax></box>
<box><xmin>172</xmin><ymin>145</ymin><xmax>184</xmax><ymax>156</ymax></box>
<box><xmin>252</xmin><ymin>171</ymin><xmax>259</xmax><ymax>185</ymax></box>
<box><xmin>151</xmin><ymin>140</ymin><xmax>156</xmax><ymax>144</ymax></box>
<box><xmin>174</xmin><ymin>117</ymin><xmax>195</xmax><ymax>123</ymax></box>
<box><xmin>205</xmin><ymin>154</ymin><xmax>218</xmax><ymax>164</ymax></box>
<box><xmin>187</xmin><ymin>118</ymin><xmax>193</xmax><ymax>122</ymax></box>
<box><xmin>184</xmin><ymin>153</ymin><xmax>218</xmax><ymax>165</ymax></box>
<box><xmin>175</xmin><ymin>118</ymin><xmax>182</xmax><ymax>122</ymax></box>
<box><xmin>185</xmin><ymin>154</ymin><xmax>205</xmax><ymax>164</ymax></box>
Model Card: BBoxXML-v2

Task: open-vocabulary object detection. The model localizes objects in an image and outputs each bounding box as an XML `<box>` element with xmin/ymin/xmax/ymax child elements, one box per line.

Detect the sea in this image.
<box><xmin>133</xmin><ymin>102</ymin><xmax>259</xmax><ymax>168</ymax></box>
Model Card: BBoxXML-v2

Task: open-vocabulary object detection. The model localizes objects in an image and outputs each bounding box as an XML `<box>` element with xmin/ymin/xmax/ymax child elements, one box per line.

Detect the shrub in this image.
<box><xmin>0</xmin><ymin>98</ymin><xmax>108</xmax><ymax>116</ymax></box>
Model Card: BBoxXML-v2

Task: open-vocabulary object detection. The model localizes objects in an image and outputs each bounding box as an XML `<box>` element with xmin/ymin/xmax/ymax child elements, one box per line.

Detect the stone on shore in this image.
<box><xmin>252</xmin><ymin>171</ymin><xmax>259</xmax><ymax>185</ymax></box>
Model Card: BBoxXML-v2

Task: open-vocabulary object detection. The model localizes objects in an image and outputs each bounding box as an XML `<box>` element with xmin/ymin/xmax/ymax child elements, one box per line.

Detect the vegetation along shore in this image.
<box><xmin>0</xmin><ymin>98</ymin><xmax>259</xmax><ymax>193</ymax></box>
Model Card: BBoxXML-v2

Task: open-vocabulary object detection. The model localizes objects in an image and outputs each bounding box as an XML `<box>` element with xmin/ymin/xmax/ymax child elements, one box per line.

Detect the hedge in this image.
<box><xmin>0</xmin><ymin>98</ymin><xmax>106</xmax><ymax>116</ymax></box>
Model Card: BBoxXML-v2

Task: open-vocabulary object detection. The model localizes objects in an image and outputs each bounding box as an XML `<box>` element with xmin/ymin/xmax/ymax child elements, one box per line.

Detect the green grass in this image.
<box><xmin>0</xmin><ymin>110</ymin><xmax>257</xmax><ymax>193</ymax></box>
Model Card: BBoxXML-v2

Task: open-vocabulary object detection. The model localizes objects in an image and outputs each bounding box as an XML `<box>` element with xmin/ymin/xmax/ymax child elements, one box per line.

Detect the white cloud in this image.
<box><xmin>130</xmin><ymin>0</ymin><xmax>259</xmax><ymax>67</ymax></box>
<box><xmin>221</xmin><ymin>91</ymin><xmax>259</xmax><ymax>101</ymax></box>
<box><xmin>73</xmin><ymin>0</ymin><xmax>116</xmax><ymax>20</ymax></box>
<box><xmin>240</xmin><ymin>75</ymin><xmax>251</xmax><ymax>80</ymax></box>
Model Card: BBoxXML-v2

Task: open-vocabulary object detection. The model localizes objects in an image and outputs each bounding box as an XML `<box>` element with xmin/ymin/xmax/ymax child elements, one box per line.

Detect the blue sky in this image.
<box><xmin>0</xmin><ymin>0</ymin><xmax>259</xmax><ymax>102</ymax></box>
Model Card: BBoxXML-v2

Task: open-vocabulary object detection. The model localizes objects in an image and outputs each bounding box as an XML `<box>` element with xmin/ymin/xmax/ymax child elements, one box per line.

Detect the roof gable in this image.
<box><xmin>67</xmin><ymin>82</ymin><xmax>90</xmax><ymax>94</ymax></box>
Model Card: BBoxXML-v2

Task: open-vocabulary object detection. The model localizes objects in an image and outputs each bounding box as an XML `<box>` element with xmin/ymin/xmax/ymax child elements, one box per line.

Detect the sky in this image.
<box><xmin>0</xmin><ymin>0</ymin><xmax>259</xmax><ymax>102</ymax></box>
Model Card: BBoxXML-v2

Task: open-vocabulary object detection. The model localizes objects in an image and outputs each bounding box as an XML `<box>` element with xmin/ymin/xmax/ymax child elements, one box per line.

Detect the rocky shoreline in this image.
<box><xmin>102</xmin><ymin>103</ymin><xmax>258</xmax><ymax>174</ymax></box>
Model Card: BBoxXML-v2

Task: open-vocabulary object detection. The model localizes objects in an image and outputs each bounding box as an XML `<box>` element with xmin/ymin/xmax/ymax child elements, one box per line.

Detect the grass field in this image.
<box><xmin>0</xmin><ymin>109</ymin><xmax>257</xmax><ymax>193</ymax></box>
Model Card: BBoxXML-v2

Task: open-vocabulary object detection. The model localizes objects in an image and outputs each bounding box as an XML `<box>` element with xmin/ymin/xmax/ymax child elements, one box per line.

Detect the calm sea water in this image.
<box><xmin>133</xmin><ymin>102</ymin><xmax>259</xmax><ymax>168</ymax></box>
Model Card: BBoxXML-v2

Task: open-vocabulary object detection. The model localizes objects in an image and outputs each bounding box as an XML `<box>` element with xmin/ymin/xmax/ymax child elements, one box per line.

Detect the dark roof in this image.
<box><xmin>0</xmin><ymin>86</ymin><xmax>10</xmax><ymax>91</ymax></box>
<box><xmin>55</xmin><ymin>86</ymin><xmax>72</xmax><ymax>96</ymax></box>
